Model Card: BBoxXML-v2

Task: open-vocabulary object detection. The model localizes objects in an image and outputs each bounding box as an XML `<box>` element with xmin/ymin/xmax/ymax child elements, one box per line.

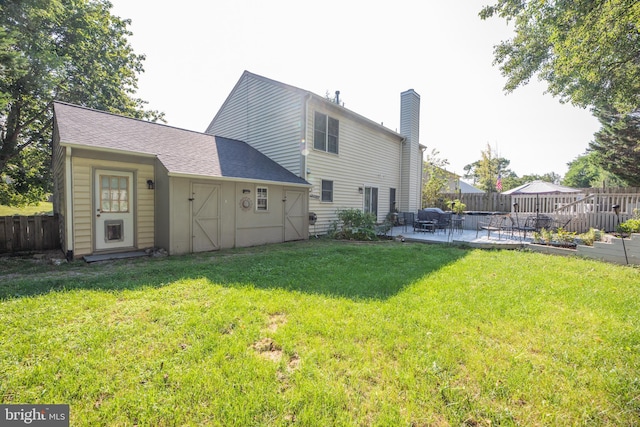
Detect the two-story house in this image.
<box><xmin>206</xmin><ymin>71</ymin><xmax>425</xmax><ymax>233</ymax></box>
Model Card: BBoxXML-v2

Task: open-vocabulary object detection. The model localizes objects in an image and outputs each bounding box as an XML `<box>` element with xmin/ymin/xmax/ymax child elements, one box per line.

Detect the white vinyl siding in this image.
<box><xmin>400</xmin><ymin>90</ymin><xmax>422</xmax><ymax>212</ymax></box>
<box><xmin>306</xmin><ymin>99</ymin><xmax>402</xmax><ymax>232</ymax></box>
<box><xmin>206</xmin><ymin>72</ymin><xmax>305</xmax><ymax>176</ymax></box>
<box><xmin>51</xmin><ymin>128</ymin><xmax>67</xmax><ymax>252</ymax></box>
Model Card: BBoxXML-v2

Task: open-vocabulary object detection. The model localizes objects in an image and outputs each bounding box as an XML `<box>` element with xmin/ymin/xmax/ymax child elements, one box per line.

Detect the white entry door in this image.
<box><xmin>94</xmin><ymin>170</ymin><xmax>135</xmax><ymax>251</ymax></box>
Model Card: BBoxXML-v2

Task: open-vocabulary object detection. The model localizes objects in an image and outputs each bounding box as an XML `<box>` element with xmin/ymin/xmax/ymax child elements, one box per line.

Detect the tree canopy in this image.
<box><xmin>480</xmin><ymin>0</ymin><xmax>640</xmax><ymax>112</ymax></box>
<box><xmin>589</xmin><ymin>107</ymin><xmax>640</xmax><ymax>186</ymax></box>
<box><xmin>0</xmin><ymin>0</ymin><xmax>163</xmax><ymax>206</ymax></box>
<box><xmin>422</xmin><ymin>149</ymin><xmax>450</xmax><ymax>207</ymax></box>
<box><xmin>463</xmin><ymin>144</ymin><xmax>510</xmax><ymax>193</ymax></box>
<box><xmin>562</xmin><ymin>151</ymin><xmax>627</xmax><ymax>188</ymax></box>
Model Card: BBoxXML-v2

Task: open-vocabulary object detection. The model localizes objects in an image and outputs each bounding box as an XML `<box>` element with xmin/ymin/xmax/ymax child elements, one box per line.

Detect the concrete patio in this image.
<box><xmin>387</xmin><ymin>224</ymin><xmax>531</xmax><ymax>249</ymax></box>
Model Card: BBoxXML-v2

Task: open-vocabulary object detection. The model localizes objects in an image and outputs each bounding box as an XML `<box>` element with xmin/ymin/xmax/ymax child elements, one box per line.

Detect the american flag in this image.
<box><xmin>496</xmin><ymin>174</ymin><xmax>503</xmax><ymax>192</ymax></box>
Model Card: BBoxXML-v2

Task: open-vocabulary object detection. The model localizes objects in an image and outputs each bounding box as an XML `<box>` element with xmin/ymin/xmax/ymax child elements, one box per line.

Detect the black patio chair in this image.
<box><xmin>476</xmin><ymin>215</ymin><xmax>505</xmax><ymax>239</ymax></box>
<box><xmin>435</xmin><ymin>212</ymin><xmax>452</xmax><ymax>233</ymax></box>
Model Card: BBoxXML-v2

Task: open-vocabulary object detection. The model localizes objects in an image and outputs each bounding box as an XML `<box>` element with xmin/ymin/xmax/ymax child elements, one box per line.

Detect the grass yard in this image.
<box><xmin>1</xmin><ymin>240</ymin><xmax>639</xmax><ymax>426</ymax></box>
<box><xmin>0</xmin><ymin>201</ymin><xmax>53</xmax><ymax>216</ymax></box>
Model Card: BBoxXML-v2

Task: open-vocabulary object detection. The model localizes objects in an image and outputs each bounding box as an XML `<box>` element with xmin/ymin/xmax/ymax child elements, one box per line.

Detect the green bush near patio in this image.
<box><xmin>1</xmin><ymin>240</ymin><xmax>639</xmax><ymax>425</ymax></box>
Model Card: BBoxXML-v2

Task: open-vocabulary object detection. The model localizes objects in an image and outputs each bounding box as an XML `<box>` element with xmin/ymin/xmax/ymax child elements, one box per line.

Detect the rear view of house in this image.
<box><xmin>52</xmin><ymin>102</ymin><xmax>310</xmax><ymax>259</ymax></box>
<box><xmin>206</xmin><ymin>71</ymin><xmax>425</xmax><ymax>233</ymax></box>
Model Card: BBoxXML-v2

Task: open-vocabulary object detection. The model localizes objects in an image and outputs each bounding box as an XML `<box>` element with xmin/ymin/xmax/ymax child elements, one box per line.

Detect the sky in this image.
<box><xmin>108</xmin><ymin>0</ymin><xmax>601</xmax><ymax>179</ymax></box>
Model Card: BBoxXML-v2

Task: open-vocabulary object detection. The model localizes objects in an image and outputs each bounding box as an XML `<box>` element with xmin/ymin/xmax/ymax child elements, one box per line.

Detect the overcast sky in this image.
<box><xmin>109</xmin><ymin>0</ymin><xmax>601</xmax><ymax>179</ymax></box>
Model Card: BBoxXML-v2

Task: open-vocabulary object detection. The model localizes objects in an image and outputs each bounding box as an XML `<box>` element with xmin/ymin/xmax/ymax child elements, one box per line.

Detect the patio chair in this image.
<box><xmin>435</xmin><ymin>212</ymin><xmax>452</xmax><ymax>233</ymax></box>
<box><xmin>535</xmin><ymin>215</ymin><xmax>554</xmax><ymax>231</ymax></box>
<box><xmin>476</xmin><ymin>215</ymin><xmax>505</xmax><ymax>240</ymax></box>
<box><xmin>500</xmin><ymin>215</ymin><xmax>517</xmax><ymax>239</ymax></box>
<box><xmin>398</xmin><ymin>212</ymin><xmax>414</xmax><ymax>233</ymax></box>
<box><xmin>414</xmin><ymin>209</ymin><xmax>439</xmax><ymax>232</ymax></box>
<box><xmin>514</xmin><ymin>216</ymin><xmax>536</xmax><ymax>239</ymax></box>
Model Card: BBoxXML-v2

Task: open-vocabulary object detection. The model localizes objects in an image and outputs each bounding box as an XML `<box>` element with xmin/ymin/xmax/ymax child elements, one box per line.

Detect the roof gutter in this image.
<box><xmin>167</xmin><ymin>171</ymin><xmax>311</xmax><ymax>188</ymax></box>
<box><xmin>59</xmin><ymin>141</ymin><xmax>157</xmax><ymax>158</ymax></box>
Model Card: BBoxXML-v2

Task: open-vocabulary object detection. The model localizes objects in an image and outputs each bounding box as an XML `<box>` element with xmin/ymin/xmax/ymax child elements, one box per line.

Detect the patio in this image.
<box><xmin>388</xmin><ymin>224</ymin><xmax>529</xmax><ymax>249</ymax></box>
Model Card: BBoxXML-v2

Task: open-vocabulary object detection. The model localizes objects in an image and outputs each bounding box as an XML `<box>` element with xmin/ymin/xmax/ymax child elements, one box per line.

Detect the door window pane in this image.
<box><xmin>100</xmin><ymin>175</ymin><xmax>130</xmax><ymax>213</ymax></box>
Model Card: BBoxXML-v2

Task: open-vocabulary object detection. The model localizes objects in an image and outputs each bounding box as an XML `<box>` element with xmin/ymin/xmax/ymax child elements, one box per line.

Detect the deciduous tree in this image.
<box><xmin>563</xmin><ymin>151</ymin><xmax>626</xmax><ymax>188</ymax></box>
<box><xmin>463</xmin><ymin>144</ymin><xmax>511</xmax><ymax>193</ymax></box>
<box><xmin>422</xmin><ymin>149</ymin><xmax>450</xmax><ymax>207</ymax></box>
<box><xmin>0</xmin><ymin>0</ymin><xmax>163</xmax><ymax>206</ymax></box>
<box><xmin>480</xmin><ymin>0</ymin><xmax>640</xmax><ymax>112</ymax></box>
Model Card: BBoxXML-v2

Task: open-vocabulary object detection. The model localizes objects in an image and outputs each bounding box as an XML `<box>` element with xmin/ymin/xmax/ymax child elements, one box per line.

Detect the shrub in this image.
<box><xmin>330</xmin><ymin>208</ymin><xmax>378</xmax><ymax>241</ymax></box>
<box><xmin>617</xmin><ymin>218</ymin><xmax>640</xmax><ymax>235</ymax></box>
<box><xmin>576</xmin><ymin>228</ymin><xmax>603</xmax><ymax>246</ymax></box>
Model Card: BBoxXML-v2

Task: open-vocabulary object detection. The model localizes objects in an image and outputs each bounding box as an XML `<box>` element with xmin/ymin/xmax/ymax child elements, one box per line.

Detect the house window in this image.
<box><xmin>100</xmin><ymin>175</ymin><xmax>129</xmax><ymax>213</ymax></box>
<box><xmin>321</xmin><ymin>180</ymin><xmax>333</xmax><ymax>202</ymax></box>
<box><xmin>313</xmin><ymin>111</ymin><xmax>339</xmax><ymax>154</ymax></box>
<box><xmin>256</xmin><ymin>187</ymin><xmax>268</xmax><ymax>211</ymax></box>
<box><xmin>364</xmin><ymin>187</ymin><xmax>378</xmax><ymax>216</ymax></box>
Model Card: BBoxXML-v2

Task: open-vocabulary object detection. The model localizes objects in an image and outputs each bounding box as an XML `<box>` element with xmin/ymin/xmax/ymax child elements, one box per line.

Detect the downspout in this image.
<box><xmin>65</xmin><ymin>147</ymin><xmax>74</xmax><ymax>259</ymax></box>
<box><xmin>419</xmin><ymin>145</ymin><xmax>427</xmax><ymax>210</ymax></box>
<box><xmin>302</xmin><ymin>93</ymin><xmax>312</xmax><ymax>181</ymax></box>
<box><xmin>399</xmin><ymin>136</ymin><xmax>406</xmax><ymax>212</ymax></box>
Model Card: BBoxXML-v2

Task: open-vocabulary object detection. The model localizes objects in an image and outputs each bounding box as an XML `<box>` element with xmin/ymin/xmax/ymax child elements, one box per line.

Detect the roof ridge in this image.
<box><xmin>53</xmin><ymin>101</ymin><xmax>212</xmax><ymax>138</ymax></box>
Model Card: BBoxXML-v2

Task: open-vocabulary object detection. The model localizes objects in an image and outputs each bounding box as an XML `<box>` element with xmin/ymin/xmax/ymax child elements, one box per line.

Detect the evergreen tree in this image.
<box><xmin>589</xmin><ymin>107</ymin><xmax>640</xmax><ymax>186</ymax></box>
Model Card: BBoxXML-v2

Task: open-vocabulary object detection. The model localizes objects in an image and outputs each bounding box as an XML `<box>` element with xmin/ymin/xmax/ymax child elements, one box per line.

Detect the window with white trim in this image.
<box><xmin>314</xmin><ymin>111</ymin><xmax>339</xmax><ymax>154</ymax></box>
<box><xmin>321</xmin><ymin>180</ymin><xmax>333</xmax><ymax>202</ymax></box>
<box><xmin>256</xmin><ymin>187</ymin><xmax>268</xmax><ymax>211</ymax></box>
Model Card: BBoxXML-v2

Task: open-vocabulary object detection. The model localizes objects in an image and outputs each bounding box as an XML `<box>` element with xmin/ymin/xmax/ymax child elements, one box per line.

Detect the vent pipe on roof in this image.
<box><xmin>335</xmin><ymin>91</ymin><xmax>340</xmax><ymax>105</ymax></box>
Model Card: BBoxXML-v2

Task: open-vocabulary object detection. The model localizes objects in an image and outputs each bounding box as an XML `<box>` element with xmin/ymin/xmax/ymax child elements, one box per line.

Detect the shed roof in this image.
<box><xmin>53</xmin><ymin>102</ymin><xmax>309</xmax><ymax>186</ymax></box>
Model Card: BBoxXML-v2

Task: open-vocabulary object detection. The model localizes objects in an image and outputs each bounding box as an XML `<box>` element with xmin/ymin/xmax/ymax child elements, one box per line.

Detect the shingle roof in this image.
<box><xmin>53</xmin><ymin>102</ymin><xmax>309</xmax><ymax>186</ymax></box>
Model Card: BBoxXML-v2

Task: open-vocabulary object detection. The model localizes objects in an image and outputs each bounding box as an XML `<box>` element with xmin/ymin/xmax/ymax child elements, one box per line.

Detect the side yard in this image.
<box><xmin>1</xmin><ymin>240</ymin><xmax>639</xmax><ymax>425</ymax></box>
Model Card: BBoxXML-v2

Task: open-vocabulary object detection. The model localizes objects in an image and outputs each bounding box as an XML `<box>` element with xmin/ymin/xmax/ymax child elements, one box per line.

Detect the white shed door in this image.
<box><xmin>94</xmin><ymin>170</ymin><xmax>134</xmax><ymax>251</ymax></box>
<box><xmin>284</xmin><ymin>190</ymin><xmax>305</xmax><ymax>241</ymax></box>
<box><xmin>191</xmin><ymin>183</ymin><xmax>220</xmax><ymax>252</ymax></box>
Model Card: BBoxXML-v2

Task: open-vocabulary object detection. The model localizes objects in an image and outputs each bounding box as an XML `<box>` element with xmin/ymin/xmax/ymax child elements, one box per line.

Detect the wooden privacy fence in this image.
<box><xmin>440</xmin><ymin>193</ymin><xmax>511</xmax><ymax>212</ymax></box>
<box><xmin>441</xmin><ymin>190</ymin><xmax>640</xmax><ymax>233</ymax></box>
<box><xmin>0</xmin><ymin>215</ymin><xmax>60</xmax><ymax>253</ymax></box>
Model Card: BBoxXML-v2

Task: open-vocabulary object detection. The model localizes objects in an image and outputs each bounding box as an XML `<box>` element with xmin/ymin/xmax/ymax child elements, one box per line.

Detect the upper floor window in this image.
<box><xmin>314</xmin><ymin>111</ymin><xmax>339</xmax><ymax>154</ymax></box>
<box><xmin>256</xmin><ymin>187</ymin><xmax>268</xmax><ymax>211</ymax></box>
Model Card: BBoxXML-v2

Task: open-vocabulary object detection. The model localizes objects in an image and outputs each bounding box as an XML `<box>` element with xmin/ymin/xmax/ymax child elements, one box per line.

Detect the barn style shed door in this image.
<box><xmin>284</xmin><ymin>190</ymin><xmax>305</xmax><ymax>241</ymax></box>
<box><xmin>191</xmin><ymin>183</ymin><xmax>220</xmax><ymax>252</ymax></box>
<box><xmin>94</xmin><ymin>170</ymin><xmax>135</xmax><ymax>251</ymax></box>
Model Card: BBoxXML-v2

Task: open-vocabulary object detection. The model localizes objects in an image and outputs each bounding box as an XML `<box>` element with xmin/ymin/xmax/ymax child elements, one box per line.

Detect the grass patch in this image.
<box><xmin>0</xmin><ymin>202</ymin><xmax>53</xmax><ymax>216</ymax></box>
<box><xmin>1</xmin><ymin>240</ymin><xmax>639</xmax><ymax>425</ymax></box>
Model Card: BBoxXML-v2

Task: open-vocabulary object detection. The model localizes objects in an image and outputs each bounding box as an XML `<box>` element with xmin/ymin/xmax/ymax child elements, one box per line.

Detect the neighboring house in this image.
<box><xmin>423</xmin><ymin>165</ymin><xmax>482</xmax><ymax>194</ymax></box>
<box><xmin>52</xmin><ymin>102</ymin><xmax>310</xmax><ymax>260</ymax></box>
<box><xmin>459</xmin><ymin>181</ymin><xmax>483</xmax><ymax>194</ymax></box>
<box><xmin>206</xmin><ymin>71</ymin><xmax>425</xmax><ymax>233</ymax></box>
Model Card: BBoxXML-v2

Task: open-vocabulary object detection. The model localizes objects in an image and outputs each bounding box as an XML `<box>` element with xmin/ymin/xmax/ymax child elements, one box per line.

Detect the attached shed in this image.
<box><xmin>52</xmin><ymin>102</ymin><xmax>310</xmax><ymax>259</ymax></box>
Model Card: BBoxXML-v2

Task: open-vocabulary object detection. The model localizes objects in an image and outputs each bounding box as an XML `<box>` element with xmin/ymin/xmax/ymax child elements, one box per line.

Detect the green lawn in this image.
<box><xmin>1</xmin><ymin>240</ymin><xmax>639</xmax><ymax>426</ymax></box>
<box><xmin>0</xmin><ymin>201</ymin><xmax>53</xmax><ymax>216</ymax></box>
